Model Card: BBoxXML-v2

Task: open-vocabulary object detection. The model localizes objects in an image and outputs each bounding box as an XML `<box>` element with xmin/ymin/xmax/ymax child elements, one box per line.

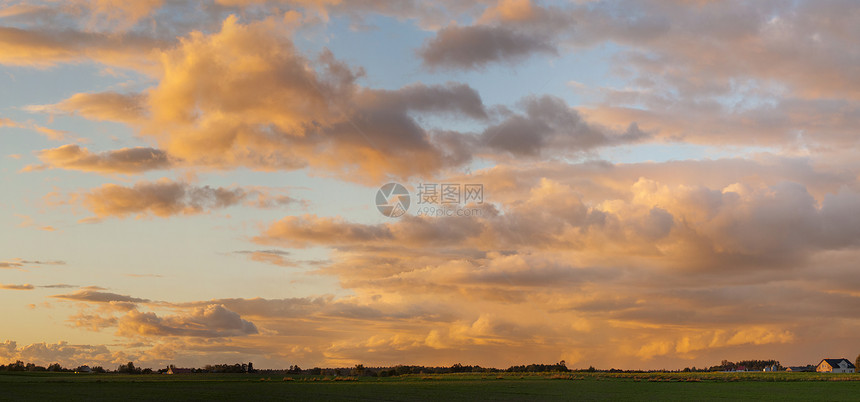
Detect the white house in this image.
<box><xmin>816</xmin><ymin>358</ymin><xmax>855</xmax><ymax>373</ymax></box>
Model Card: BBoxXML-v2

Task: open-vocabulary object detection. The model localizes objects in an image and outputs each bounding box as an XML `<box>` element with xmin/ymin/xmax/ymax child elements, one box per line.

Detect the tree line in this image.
<box><xmin>0</xmin><ymin>361</ymin><xmax>106</xmax><ymax>373</ymax></box>
<box><xmin>4</xmin><ymin>358</ymin><xmax>805</xmax><ymax>375</ymax></box>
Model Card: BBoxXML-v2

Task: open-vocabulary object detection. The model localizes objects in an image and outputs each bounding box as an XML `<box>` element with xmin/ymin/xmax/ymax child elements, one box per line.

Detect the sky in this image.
<box><xmin>1</xmin><ymin>0</ymin><xmax>860</xmax><ymax>370</ymax></box>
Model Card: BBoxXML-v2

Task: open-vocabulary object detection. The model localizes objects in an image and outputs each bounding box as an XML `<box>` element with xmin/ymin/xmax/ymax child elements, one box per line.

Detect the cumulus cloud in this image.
<box><xmin>117</xmin><ymin>304</ymin><xmax>258</xmax><ymax>338</ymax></box>
<box><xmin>138</xmin><ymin>15</ymin><xmax>492</xmax><ymax>180</ymax></box>
<box><xmin>0</xmin><ymin>340</ymin><xmax>116</xmax><ymax>367</ymax></box>
<box><xmin>241</xmin><ymin>165</ymin><xmax>860</xmax><ymax>368</ymax></box>
<box><xmin>24</xmin><ymin>16</ymin><xmax>503</xmax><ymax>182</ymax></box>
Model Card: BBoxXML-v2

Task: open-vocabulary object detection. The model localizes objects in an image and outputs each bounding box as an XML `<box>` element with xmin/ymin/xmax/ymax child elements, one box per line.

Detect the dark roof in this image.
<box><xmin>819</xmin><ymin>358</ymin><xmax>856</xmax><ymax>368</ymax></box>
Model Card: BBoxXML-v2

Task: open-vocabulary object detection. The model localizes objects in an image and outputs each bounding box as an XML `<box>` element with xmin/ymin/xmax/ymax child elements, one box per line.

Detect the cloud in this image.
<box><xmin>0</xmin><ymin>340</ymin><xmax>116</xmax><ymax>368</ymax></box>
<box><xmin>31</xmin><ymin>144</ymin><xmax>170</xmax><ymax>174</ymax></box>
<box><xmin>84</xmin><ymin>0</ymin><xmax>164</xmax><ymax>31</ymax></box>
<box><xmin>78</xmin><ymin>179</ymin><xmax>247</xmax><ymax>218</ymax></box>
<box><xmin>419</xmin><ymin>24</ymin><xmax>556</xmax><ymax>71</ymax></box>
<box><xmin>0</xmin><ymin>259</ymin><xmax>65</xmax><ymax>270</ymax></box>
<box><xmin>0</xmin><ymin>283</ymin><xmax>34</xmax><ymax>290</ymax></box>
<box><xmin>252</xmin><ymin>169</ymin><xmax>860</xmax><ymax>322</ymax></box>
<box><xmin>233</xmin><ymin>250</ymin><xmax>296</xmax><ymax>267</ymax></box>
<box><xmin>577</xmin><ymin>0</ymin><xmax>860</xmax><ymax>101</ymax></box>
<box><xmin>138</xmin><ymin>14</ymin><xmax>488</xmax><ymax>180</ymax></box>
<box><xmin>51</xmin><ymin>289</ymin><xmax>150</xmax><ymax>304</ymax></box>
<box><xmin>255</xmin><ymin>215</ymin><xmax>394</xmax><ymax>248</ymax></box>
<box><xmin>29</xmin><ymin>16</ymin><xmax>498</xmax><ymax>182</ymax></box>
<box><xmin>49</xmin><ymin>289</ymin><xmax>260</xmax><ymax>339</ymax></box>
<box><xmin>117</xmin><ymin>304</ymin><xmax>258</xmax><ymax>338</ymax></box>
<box><xmin>70</xmin><ymin>313</ymin><xmax>119</xmax><ymax>332</ymax></box>
<box><xmin>636</xmin><ymin>327</ymin><xmax>796</xmax><ymax>360</ymax></box>
<box><xmin>479</xmin><ymin>95</ymin><xmax>648</xmax><ymax>157</ymax></box>
<box><xmin>0</xmin><ymin>261</ymin><xmax>24</xmax><ymax>269</ymax></box>
<box><xmin>0</xmin><ymin>25</ymin><xmax>161</xmax><ymax>69</ymax></box>
<box><xmin>28</xmin><ymin>92</ymin><xmax>147</xmax><ymax>123</ymax></box>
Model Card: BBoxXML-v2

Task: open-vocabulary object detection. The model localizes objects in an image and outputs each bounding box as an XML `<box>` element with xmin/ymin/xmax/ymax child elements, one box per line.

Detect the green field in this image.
<box><xmin>3</xmin><ymin>371</ymin><xmax>860</xmax><ymax>401</ymax></box>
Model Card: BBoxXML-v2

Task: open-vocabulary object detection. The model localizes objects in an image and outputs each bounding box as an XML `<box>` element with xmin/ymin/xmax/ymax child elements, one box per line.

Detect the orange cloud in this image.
<box><xmin>32</xmin><ymin>144</ymin><xmax>170</xmax><ymax>174</ymax></box>
<box><xmin>479</xmin><ymin>0</ymin><xmax>537</xmax><ymax>23</ymax></box>
<box><xmin>78</xmin><ymin>179</ymin><xmax>246</xmax><ymax>219</ymax></box>
<box><xmin>72</xmin><ymin>179</ymin><xmax>298</xmax><ymax>219</ymax></box>
<box><xmin>0</xmin><ymin>283</ymin><xmax>34</xmax><ymax>290</ymax></box>
<box><xmin>83</xmin><ymin>0</ymin><xmax>164</xmax><ymax>31</ymax></box>
<box><xmin>0</xmin><ymin>25</ymin><xmax>161</xmax><ymax>70</ymax></box>
<box><xmin>117</xmin><ymin>305</ymin><xmax>258</xmax><ymax>338</ymax></box>
<box><xmin>28</xmin><ymin>92</ymin><xmax>147</xmax><ymax>123</ymax></box>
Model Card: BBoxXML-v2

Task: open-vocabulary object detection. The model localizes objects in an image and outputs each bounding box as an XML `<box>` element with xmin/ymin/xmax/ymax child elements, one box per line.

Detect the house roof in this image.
<box><xmin>818</xmin><ymin>358</ymin><xmax>856</xmax><ymax>368</ymax></box>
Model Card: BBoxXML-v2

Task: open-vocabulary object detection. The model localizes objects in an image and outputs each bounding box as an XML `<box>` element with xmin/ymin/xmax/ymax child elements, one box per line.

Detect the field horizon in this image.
<box><xmin>5</xmin><ymin>371</ymin><xmax>860</xmax><ymax>401</ymax></box>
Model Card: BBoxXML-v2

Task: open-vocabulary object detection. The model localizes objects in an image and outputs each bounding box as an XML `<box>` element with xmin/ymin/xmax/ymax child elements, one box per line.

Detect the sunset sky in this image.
<box><xmin>2</xmin><ymin>0</ymin><xmax>860</xmax><ymax>370</ymax></box>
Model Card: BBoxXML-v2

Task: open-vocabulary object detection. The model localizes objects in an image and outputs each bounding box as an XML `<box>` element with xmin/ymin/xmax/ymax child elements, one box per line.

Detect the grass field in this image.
<box><xmin>3</xmin><ymin>371</ymin><xmax>860</xmax><ymax>401</ymax></box>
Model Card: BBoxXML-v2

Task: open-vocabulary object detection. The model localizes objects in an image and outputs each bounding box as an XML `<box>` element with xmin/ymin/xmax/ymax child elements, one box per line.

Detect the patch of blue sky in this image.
<box><xmin>598</xmin><ymin>142</ymin><xmax>776</xmax><ymax>165</ymax></box>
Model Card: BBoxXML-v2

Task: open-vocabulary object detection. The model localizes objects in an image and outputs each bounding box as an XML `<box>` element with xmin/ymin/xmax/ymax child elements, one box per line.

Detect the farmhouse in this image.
<box><xmin>786</xmin><ymin>366</ymin><xmax>813</xmax><ymax>372</ymax></box>
<box><xmin>74</xmin><ymin>365</ymin><xmax>92</xmax><ymax>373</ymax></box>
<box><xmin>166</xmin><ymin>367</ymin><xmax>194</xmax><ymax>374</ymax></box>
<box><xmin>815</xmin><ymin>358</ymin><xmax>855</xmax><ymax>373</ymax></box>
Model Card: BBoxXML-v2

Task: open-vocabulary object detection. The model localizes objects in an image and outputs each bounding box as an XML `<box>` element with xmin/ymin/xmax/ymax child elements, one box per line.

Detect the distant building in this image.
<box><xmin>786</xmin><ymin>366</ymin><xmax>813</xmax><ymax>372</ymax></box>
<box><xmin>166</xmin><ymin>367</ymin><xmax>194</xmax><ymax>374</ymax></box>
<box><xmin>75</xmin><ymin>365</ymin><xmax>92</xmax><ymax>373</ymax></box>
<box><xmin>762</xmin><ymin>365</ymin><xmax>779</xmax><ymax>372</ymax></box>
<box><xmin>816</xmin><ymin>358</ymin><xmax>855</xmax><ymax>373</ymax></box>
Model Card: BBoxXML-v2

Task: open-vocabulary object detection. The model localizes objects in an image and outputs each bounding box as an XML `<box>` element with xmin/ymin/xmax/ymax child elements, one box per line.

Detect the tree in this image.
<box><xmin>118</xmin><ymin>361</ymin><xmax>141</xmax><ymax>374</ymax></box>
<box><xmin>856</xmin><ymin>354</ymin><xmax>860</xmax><ymax>372</ymax></box>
